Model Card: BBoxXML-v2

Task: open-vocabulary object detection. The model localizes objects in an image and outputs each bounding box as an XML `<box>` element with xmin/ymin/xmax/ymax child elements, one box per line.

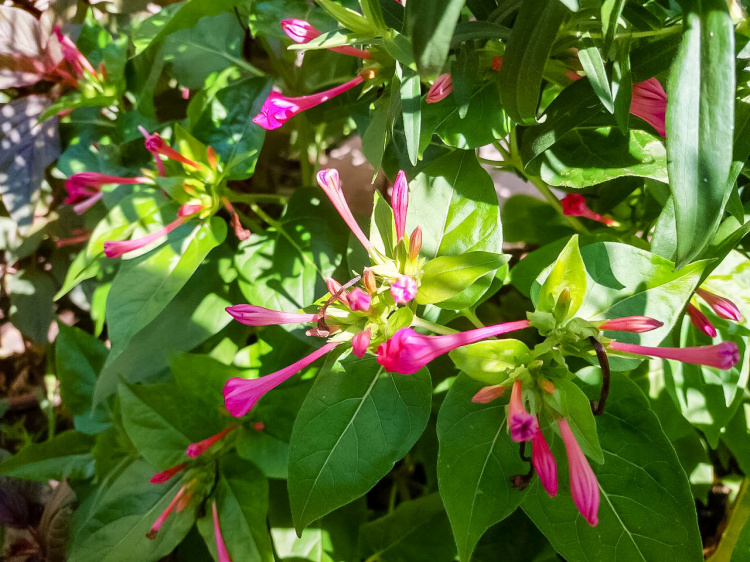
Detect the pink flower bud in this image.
<box><xmin>316</xmin><ymin>169</ymin><xmax>372</xmax><ymax>250</ymax></box>
<box><xmin>561</xmin><ymin>194</ymin><xmax>616</xmax><ymax>226</ymax></box>
<box><xmin>426</xmin><ymin>74</ymin><xmax>453</xmax><ymax>103</ymax></box>
<box><xmin>471</xmin><ymin>384</ymin><xmax>505</xmax><ymax>404</ymax></box>
<box><xmin>630</xmin><ymin>78</ymin><xmax>667</xmax><ymax>138</ymax></box>
<box><xmin>138</xmin><ymin>127</ymin><xmax>200</xmax><ymax>169</ymax></box>
<box><xmin>147</xmin><ymin>485</ymin><xmax>187</xmax><ymax>539</ymax></box>
<box><xmin>532</xmin><ymin>426</ymin><xmax>557</xmax><ymax>497</ymax></box>
<box><xmin>508</xmin><ymin>380</ymin><xmax>538</xmax><ymax>442</ymax></box>
<box><xmin>687</xmin><ymin>304</ymin><xmax>717</xmax><ymax>338</ymax></box>
<box><xmin>409</xmin><ymin>227</ymin><xmax>422</xmax><ymax>261</ymax></box>
<box><xmin>347</xmin><ymin>288</ymin><xmax>371</xmax><ymax>312</ymax></box>
<box><xmin>226</xmin><ymin>304</ymin><xmax>316</xmax><ymax>326</ymax></box>
<box><xmin>104</xmin><ymin>214</ymin><xmax>191</xmax><ymax>258</ymax></box>
<box><xmin>54</xmin><ymin>26</ymin><xmax>96</xmax><ymax>78</ymax></box>
<box><xmin>185</xmin><ymin>426</ymin><xmax>235</xmax><ymax>459</ymax></box>
<box><xmin>390</xmin><ymin>275</ymin><xmax>417</xmax><ymax>304</ymax></box>
<box><xmin>609</xmin><ymin>340</ymin><xmax>740</xmax><ymax>370</ymax></box>
<box><xmin>362</xmin><ymin>268</ymin><xmax>377</xmax><ymax>293</ymax></box>
<box><xmin>352</xmin><ymin>329</ymin><xmax>371</xmax><ymax>358</ymax></box>
<box><xmin>558</xmin><ymin>418</ymin><xmax>599</xmax><ymax>526</ymax></box>
<box><xmin>326</xmin><ymin>277</ymin><xmax>349</xmax><ymax>305</ymax></box>
<box><xmin>211</xmin><ymin>502</ymin><xmax>233</xmax><ymax>562</ymax></box>
<box><xmin>598</xmin><ymin>316</ymin><xmax>664</xmax><ymax>333</ymax></box>
<box><xmin>150</xmin><ymin>462</ymin><xmax>187</xmax><ymax>484</ymax></box>
<box><xmin>392</xmin><ymin>170</ymin><xmax>408</xmax><ymax>242</ymax></box>
<box><xmin>696</xmin><ymin>288</ymin><xmax>744</xmax><ymax>322</ymax></box>
<box><xmin>280</xmin><ymin>19</ymin><xmax>371</xmax><ymax>58</ymax></box>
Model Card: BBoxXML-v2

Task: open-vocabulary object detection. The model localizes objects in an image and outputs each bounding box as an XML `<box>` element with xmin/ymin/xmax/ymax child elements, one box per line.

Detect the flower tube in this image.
<box><xmin>226</xmin><ymin>305</ymin><xmax>317</xmax><ymax>326</ymax></box>
<box><xmin>508</xmin><ymin>380</ymin><xmax>538</xmax><ymax>442</ymax></box>
<box><xmin>630</xmin><ymin>78</ymin><xmax>667</xmax><ymax>138</ymax></box>
<box><xmin>558</xmin><ymin>418</ymin><xmax>599</xmax><ymax>526</ymax></box>
<box><xmin>609</xmin><ymin>340</ymin><xmax>740</xmax><ymax>370</ymax></box>
<box><xmin>65</xmin><ymin>173</ymin><xmax>148</xmax><ymax>214</ymax></box>
<box><xmin>150</xmin><ymin>462</ymin><xmax>187</xmax><ymax>484</ymax></box>
<box><xmin>392</xmin><ymin>170</ymin><xmax>408</xmax><ymax>242</ymax></box>
<box><xmin>598</xmin><ymin>316</ymin><xmax>663</xmax><ymax>333</ymax></box>
<box><xmin>186</xmin><ymin>426</ymin><xmax>235</xmax><ymax>458</ymax></box>
<box><xmin>687</xmin><ymin>304</ymin><xmax>717</xmax><ymax>338</ymax></box>
<box><xmin>147</xmin><ymin>485</ymin><xmax>187</xmax><ymax>539</ymax></box>
<box><xmin>696</xmin><ymin>288</ymin><xmax>744</xmax><ymax>322</ymax></box>
<box><xmin>316</xmin><ymin>169</ymin><xmax>372</xmax><ymax>250</ymax></box>
<box><xmin>211</xmin><ymin>502</ymin><xmax>233</xmax><ymax>562</ymax></box>
<box><xmin>532</xmin><ymin>426</ymin><xmax>558</xmax><ymax>497</ymax></box>
<box><xmin>280</xmin><ymin>19</ymin><xmax>371</xmax><ymax>59</ymax></box>
<box><xmin>561</xmin><ymin>194</ymin><xmax>615</xmax><ymax>226</ymax></box>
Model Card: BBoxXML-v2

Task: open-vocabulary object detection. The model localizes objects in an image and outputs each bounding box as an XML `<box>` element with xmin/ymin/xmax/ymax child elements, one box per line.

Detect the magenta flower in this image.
<box><xmin>149</xmin><ymin>462</ymin><xmax>187</xmax><ymax>484</ymax></box>
<box><xmin>224</xmin><ymin>342</ymin><xmax>341</xmax><ymax>417</ymax></box>
<box><xmin>390</xmin><ymin>275</ymin><xmax>417</xmax><ymax>304</ymax></box>
<box><xmin>392</xmin><ymin>170</ymin><xmax>408</xmax><ymax>242</ymax></box>
<box><xmin>561</xmin><ymin>194</ymin><xmax>616</xmax><ymax>226</ymax></box>
<box><xmin>226</xmin><ymin>304</ymin><xmax>316</xmax><ymax>326</ymax></box>
<box><xmin>471</xmin><ymin>384</ymin><xmax>505</xmax><ymax>404</ymax></box>
<box><xmin>54</xmin><ymin>26</ymin><xmax>96</xmax><ymax>78</ymax></box>
<box><xmin>598</xmin><ymin>316</ymin><xmax>664</xmax><ymax>333</ymax></box>
<box><xmin>376</xmin><ymin>320</ymin><xmax>530</xmax><ymax>375</ymax></box>
<box><xmin>558</xmin><ymin>418</ymin><xmax>599</xmax><ymax>526</ymax></box>
<box><xmin>630</xmin><ymin>78</ymin><xmax>667</xmax><ymax>138</ymax></box>
<box><xmin>352</xmin><ymin>329</ymin><xmax>371</xmax><ymax>358</ymax></box>
<box><xmin>316</xmin><ymin>169</ymin><xmax>372</xmax><ymax>250</ymax></box>
<box><xmin>508</xmin><ymin>380</ymin><xmax>538</xmax><ymax>442</ymax></box>
<box><xmin>609</xmin><ymin>340</ymin><xmax>740</xmax><ymax>370</ymax></box>
<box><xmin>65</xmin><ymin>173</ymin><xmax>148</xmax><ymax>214</ymax></box>
<box><xmin>252</xmin><ymin>76</ymin><xmax>364</xmax><ymax>131</ymax></box>
<box><xmin>186</xmin><ymin>426</ymin><xmax>235</xmax><ymax>459</ymax></box>
<box><xmin>147</xmin><ymin>484</ymin><xmax>187</xmax><ymax>539</ymax></box>
<box><xmin>532</xmin><ymin>426</ymin><xmax>558</xmax><ymax>497</ymax></box>
<box><xmin>347</xmin><ymin>288</ymin><xmax>371</xmax><ymax>312</ymax></box>
<box><xmin>211</xmin><ymin>502</ymin><xmax>233</xmax><ymax>562</ymax></box>
<box><xmin>280</xmin><ymin>19</ymin><xmax>372</xmax><ymax>59</ymax></box>
<box><xmin>426</xmin><ymin>74</ymin><xmax>453</xmax><ymax>103</ymax></box>
<box><xmin>104</xmin><ymin>204</ymin><xmax>201</xmax><ymax>258</ymax></box>
<box><xmin>687</xmin><ymin>304</ymin><xmax>717</xmax><ymax>338</ymax></box>
<box><xmin>138</xmin><ymin>126</ymin><xmax>200</xmax><ymax>171</ymax></box>
<box><xmin>696</xmin><ymin>288</ymin><xmax>744</xmax><ymax>322</ymax></box>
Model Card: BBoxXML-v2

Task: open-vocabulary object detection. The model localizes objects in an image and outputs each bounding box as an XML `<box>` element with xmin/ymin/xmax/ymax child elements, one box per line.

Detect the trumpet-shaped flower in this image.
<box><xmin>392</xmin><ymin>170</ymin><xmax>408</xmax><ymax>242</ymax></box>
<box><xmin>376</xmin><ymin>320</ymin><xmax>530</xmax><ymax>375</ymax></box>
<box><xmin>280</xmin><ymin>19</ymin><xmax>371</xmax><ymax>59</ymax></box>
<box><xmin>226</xmin><ymin>304</ymin><xmax>317</xmax><ymax>326</ymax></box>
<box><xmin>426</xmin><ymin>74</ymin><xmax>453</xmax><ymax>103</ymax></box>
<box><xmin>609</xmin><ymin>340</ymin><xmax>739</xmax><ymax>370</ymax></box>
<box><xmin>508</xmin><ymin>380</ymin><xmax>538</xmax><ymax>442</ymax></box>
<box><xmin>390</xmin><ymin>275</ymin><xmax>417</xmax><ymax>304</ymax></box>
<box><xmin>54</xmin><ymin>27</ymin><xmax>96</xmax><ymax>78</ymax></box>
<box><xmin>224</xmin><ymin>342</ymin><xmax>341</xmax><ymax>417</ymax></box>
<box><xmin>532</xmin><ymin>426</ymin><xmax>557</xmax><ymax>497</ymax></box>
<box><xmin>65</xmin><ymin>173</ymin><xmax>148</xmax><ymax>214</ymax></box>
<box><xmin>687</xmin><ymin>304</ymin><xmax>717</xmax><ymax>338</ymax></box>
<box><xmin>696</xmin><ymin>288</ymin><xmax>744</xmax><ymax>322</ymax></box>
<box><xmin>138</xmin><ymin>126</ymin><xmax>200</xmax><ymax>170</ymax></box>
<box><xmin>630</xmin><ymin>78</ymin><xmax>667</xmax><ymax>138</ymax></box>
<box><xmin>561</xmin><ymin>194</ymin><xmax>616</xmax><ymax>226</ymax></box>
<box><xmin>186</xmin><ymin>426</ymin><xmax>235</xmax><ymax>458</ymax></box>
<box><xmin>211</xmin><ymin>502</ymin><xmax>233</xmax><ymax>562</ymax></box>
<box><xmin>598</xmin><ymin>316</ymin><xmax>663</xmax><ymax>333</ymax></box>
<box><xmin>147</xmin><ymin>485</ymin><xmax>187</xmax><ymax>539</ymax></box>
<box><xmin>253</xmin><ymin>76</ymin><xmax>364</xmax><ymax>131</ymax></box>
<box><xmin>316</xmin><ymin>169</ymin><xmax>372</xmax><ymax>250</ymax></box>
<box><xmin>558</xmin><ymin>418</ymin><xmax>599</xmax><ymax>526</ymax></box>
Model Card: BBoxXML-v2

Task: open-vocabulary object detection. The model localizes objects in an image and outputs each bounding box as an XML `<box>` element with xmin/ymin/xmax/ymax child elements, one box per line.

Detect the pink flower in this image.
<box><xmin>316</xmin><ymin>169</ymin><xmax>372</xmax><ymax>250</ymax></box>
<box><xmin>138</xmin><ymin>126</ymin><xmax>200</xmax><ymax>169</ymax></box>
<box><xmin>53</xmin><ymin>26</ymin><xmax>96</xmax><ymax>78</ymax></box>
<box><xmin>104</xmin><ymin>204</ymin><xmax>201</xmax><ymax>258</ymax></box>
<box><xmin>226</xmin><ymin>304</ymin><xmax>316</xmax><ymax>326</ymax></box>
<box><xmin>253</xmin><ymin>76</ymin><xmax>364</xmax><ymax>130</ymax></box>
<box><xmin>561</xmin><ymin>194</ymin><xmax>616</xmax><ymax>226</ymax></box>
<box><xmin>280</xmin><ymin>19</ymin><xmax>371</xmax><ymax>59</ymax></box>
<box><xmin>186</xmin><ymin>426</ymin><xmax>235</xmax><ymax>458</ymax></box>
<box><xmin>508</xmin><ymin>380</ymin><xmax>538</xmax><ymax>442</ymax></box>
<box><xmin>224</xmin><ymin>342</ymin><xmax>341</xmax><ymax>417</ymax></box>
<box><xmin>211</xmin><ymin>501</ymin><xmax>233</xmax><ymax>562</ymax></box>
<box><xmin>352</xmin><ymin>329</ymin><xmax>371</xmax><ymax>358</ymax></box>
<box><xmin>630</xmin><ymin>78</ymin><xmax>667</xmax><ymax>138</ymax></box>
<box><xmin>347</xmin><ymin>288</ymin><xmax>371</xmax><ymax>312</ymax></box>
<box><xmin>426</xmin><ymin>74</ymin><xmax>453</xmax><ymax>103</ymax></box>
<box><xmin>696</xmin><ymin>288</ymin><xmax>744</xmax><ymax>322</ymax></box>
<box><xmin>390</xmin><ymin>275</ymin><xmax>417</xmax><ymax>304</ymax></box>
<box><xmin>598</xmin><ymin>316</ymin><xmax>664</xmax><ymax>333</ymax></box>
<box><xmin>532</xmin><ymin>426</ymin><xmax>558</xmax><ymax>497</ymax></box>
<box><xmin>376</xmin><ymin>320</ymin><xmax>530</xmax><ymax>375</ymax></box>
<box><xmin>392</xmin><ymin>170</ymin><xmax>408</xmax><ymax>242</ymax></box>
<box><xmin>609</xmin><ymin>340</ymin><xmax>740</xmax><ymax>370</ymax></box>
<box><xmin>326</xmin><ymin>277</ymin><xmax>350</xmax><ymax>304</ymax></box>
<box><xmin>558</xmin><ymin>418</ymin><xmax>599</xmax><ymax>526</ymax></box>
<box><xmin>147</xmin><ymin>485</ymin><xmax>187</xmax><ymax>539</ymax></box>
<box><xmin>687</xmin><ymin>304</ymin><xmax>717</xmax><ymax>338</ymax></box>
<box><xmin>65</xmin><ymin>173</ymin><xmax>148</xmax><ymax>214</ymax></box>
<box><xmin>471</xmin><ymin>384</ymin><xmax>505</xmax><ymax>404</ymax></box>
<box><xmin>150</xmin><ymin>462</ymin><xmax>187</xmax><ymax>484</ymax></box>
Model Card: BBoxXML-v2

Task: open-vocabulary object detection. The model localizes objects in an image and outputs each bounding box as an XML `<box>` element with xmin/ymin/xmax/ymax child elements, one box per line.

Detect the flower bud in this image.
<box><xmin>363</xmin><ymin>268</ymin><xmax>377</xmax><ymax>294</ymax></box>
<box><xmin>409</xmin><ymin>226</ymin><xmax>422</xmax><ymax>261</ymax></box>
<box><xmin>472</xmin><ymin>384</ymin><xmax>505</xmax><ymax>404</ymax></box>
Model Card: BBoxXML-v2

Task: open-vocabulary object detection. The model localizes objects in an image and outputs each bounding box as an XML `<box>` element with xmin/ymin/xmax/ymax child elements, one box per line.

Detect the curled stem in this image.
<box><xmin>589</xmin><ymin>336</ymin><xmax>611</xmax><ymax>416</ymax></box>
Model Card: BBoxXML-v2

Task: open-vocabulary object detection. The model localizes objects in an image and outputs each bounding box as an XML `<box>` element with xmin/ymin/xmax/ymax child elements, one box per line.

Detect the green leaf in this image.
<box><xmin>358</xmin><ymin>494</ymin><xmax>456</xmax><ymax>562</ymax></box>
<box><xmin>407</xmin><ymin>0</ymin><xmax>467</xmax><ymax>79</ymax></box>
<box><xmin>501</xmin><ymin>195</ymin><xmax>574</xmax><ymax>246</ymax></box>
<box><xmin>370</xmin><ymin>190</ymin><xmax>397</xmax><ymax>259</ymax></box>
<box><xmin>398</xmin><ymin>63</ymin><xmax>421</xmax><ymax>166</ymax></box>
<box><xmin>106</xmin><ymin>217</ymin><xmax>227</xmax><ymax>357</ymax></box>
<box><xmin>69</xmin><ymin>460</ymin><xmax>195</xmax><ymax>562</ymax></box>
<box><xmin>316</xmin><ymin>0</ymin><xmax>377</xmax><ymax>34</ymax></box>
<box><xmin>578</xmin><ymin>32</ymin><xmax>614</xmax><ymax>113</ymax></box>
<box><xmin>196</xmin><ymin>454</ymin><xmax>274</xmax><ymax>562</ymax></box>
<box><xmin>521</xmin><ymin>373</ymin><xmax>703</xmax><ymax>562</ymax></box>
<box><xmin>361</xmin><ymin>0</ymin><xmax>387</xmax><ymax>31</ymax></box>
<box><xmin>417</xmin><ymin>252</ymin><xmax>506</xmax><ymax>305</ymax></box>
<box><xmin>406</xmin><ymin>150</ymin><xmax>502</xmax><ymax>260</ymax></box>
<box><xmin>666</xmin><ymin>0</ymin><xmax>735</xmax><ymax>266</ymax></box>
<box><xmin>119</xmin><ymin>381</ymin><xmax>227</xmax><ymax>469</ymax></box>
<box><xmin>536</xmin><ymin>235</ymin><xmax>586</xmax><ymax>319</ymax></box>
<box><xmin>0</xmin><ymin>431</ymin><xmax>95</xmax><ymax>481</ymax></box>
<box><xmin>288</xmin><ymin>354</ymin><xmax>432</xmax><ymax>532</ymax></box>
<box><xmin>545</xmin><ymin>378</ymin><xmax>603</xmax><ymax>463</ymax></box>
<box><xmin>449</xmin><ymin>339</ymin><xmax>531</xmax><ymax>384</ymax></box>
<box><xmin>56</xmin><ymin>323</ymin><xmax>108</xmax><ymax>415</ymax></box>
<box><xmin>601</xmin><ymin>0</ymin><xmax>627</xmax><ymax>57</ymax></box>
<box><xmin>437</xmin><ymin>374</ymin><xmax>529</xmax><ymax>561</ymax></box>
<box><xmin>8</xmin><ymin>268</ymin><xmax>55</xmax><ymax>344</ymax></box>
<box><xmin>498</xmin><ymin>0</ymin><xmax>567</xmax><ymax>124</ymax></box>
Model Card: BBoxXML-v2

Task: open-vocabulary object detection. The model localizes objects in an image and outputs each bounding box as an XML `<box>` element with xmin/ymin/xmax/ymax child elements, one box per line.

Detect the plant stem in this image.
<box><xmin>463</xmin><ymin>310</ymin><xmax>486</xmax><ymax>329</ymax></box>
<box><xmin>709</xmin><ymin>479</ymin><xmax>750</xmax><ymax>562</ymax></box>
<box><xmin>226</xmin><ymin>192</ymin><xmax>289</xmax><ymax>204</ymax></box>
<box><xmin>411</xmin><ymin>316</ymin><xmax>459</xmax><ymax>335</ymax></box>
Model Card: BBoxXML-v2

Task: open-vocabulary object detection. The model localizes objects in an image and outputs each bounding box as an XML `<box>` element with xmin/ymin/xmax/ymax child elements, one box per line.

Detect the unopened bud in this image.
<box><xmin>554</xmin><ymin>288</ymin><xmax>571</xmax><ymax>321</ymax></box>
<box><xmin>207</xmin><ymin>146</ymin><xmax>218</xmax><ymax>169</ymax></box>
<box><xmin>362</xmin><ymin>268</ymin><xmax>377</xmax><ymax>294</ymax></box>
<box><xmin>539</xmin><ymin>379</ymin><xmax>556</xmax><ymax>394</ymax></box>
<box><xmin>326</xmin><ymin>277</ymin><xmax>348</xmax><ymax>305</ymax></box>
<box><xmin>253</xmin><ymin>421</ymin><xmax>265</xmax><ymax>431</ymax></box>
<box><xmin>409</xmin><ymin>226</ymin><xmax>422</xmax><ymax>261</ymax></box>
<box><xmin>472</xmin><ymin>384</ymin><xmax>505</xmax><ymax>404</ymax></box>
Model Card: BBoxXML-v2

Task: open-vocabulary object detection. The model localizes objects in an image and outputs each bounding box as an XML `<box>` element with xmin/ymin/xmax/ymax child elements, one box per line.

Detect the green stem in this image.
<box><xmin>235</xmin><ymin>209</ymin><xmax>264</xmax><ymax>233</ymax></box>
<box><xmin>463</xmin><ymin>310</ymin><xmax>486</xmax><ymax>329</ymax></box>
<box><xmin>582</xmin><ymin>26</ymin><xmax>682</xmax><ymax>41</ymax></box>
<box><xmin>297</xmin><ymin>116</ymin><xmax>315</xmax><ymax>187</ymax></box>
<box><xmin>709</xmin><ymin>479</ymin><xmax>750</xmax><ymax>562</ymax></box>
<box><xmin>411</xmin><ymin>316</ymin><xmax>459</xmax><ymax>335</ymax></box>
<box><xmin>226</xmin><ymin>192</ymin><xmax>289</xmax><ymax>204</ymax></box>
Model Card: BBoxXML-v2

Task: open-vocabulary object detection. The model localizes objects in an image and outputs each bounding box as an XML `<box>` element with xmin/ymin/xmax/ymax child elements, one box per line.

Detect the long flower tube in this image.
<box><xmin>532</xmin><ymin>426</ymin><xmax>558</xmax><ymax>497</ymax></box>
<box><xmin>224</xmin><ymin>342</ymin><xmax>342</xmax><ymax>417</ymax></box>
<box><xmin>561</xmin><ymin>194</ymin><xmax>616</xmax><ymax>226</ymax></box>
<box><xmin>226</xmin><ymin>305</ymin><xmax>317</xmax><ymax>326</ymax></box>
<box><xmin>65</xmin><ymin>173</ymin><xmax>149</xmax><ymax>214</ymax></box>
<box><xmin>597</xmin><ymin>316</ymin><xmax>663</xmax><ymax>333</ymax></box>
<box><xmin>211</xmin><ymin>502</ymin><xmax>233</xmax><ymax>562</ymax></box>
<box><xmin>558</xmin><ymin>418</ymin><xmax>599</xmax><ymax>526</ymax></box>
<box><xmin>392</xmin><ymin>170</ymin><xmax>408</xmax><ymax>242</ymax></box>
<box><xmin>687</xmin><ymin>304</ymin><xmax>717</xmax><ymax>338</ymax></box>
<box><xmin>150</xmin><ymin>462</ymin><xmax>187</xmax><ymax>484</ymax></box>
<box><xmin>147</xmin><ymin>485</ymin><xmax>187</xmax><ymax>539</ymax></box>
<box><xmin>253</xmin><ymin>75</ymin><xmax>364</xmax><ymax>131</ymax></box>
<box><xmin>609</xmin><ymin>340</ymin><xmax>739</xmax><ymax>370</ymax></box>
<box><xmin>696</xmin><ymin>288</ymin><xmax>744</xmax><ymax>322</ymax></box>
<box><xmin>316</xmin><ymin>169</ymin><xmax>372</xmax><ymax>250</ymax></box>
<box><xmin>376</xmin><ymin>320</ymin><xmax>531</xmax><ymax>375</ymax></box>
<box><xmin>186</xmin><ymin>426</ymin><xmax>235</xmax><ymax>458</ymax></box>
<box><xmin>280</xmin><ymin>19</ymin><xmax>372</xmax><ymax>59</ymax></box>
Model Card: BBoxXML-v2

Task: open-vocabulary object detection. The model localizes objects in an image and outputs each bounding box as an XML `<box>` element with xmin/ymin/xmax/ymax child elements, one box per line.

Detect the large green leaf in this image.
<box><xmin>288</xmin><ymin>353</ymin><xmax>432</xmax><ymax>532</ymax></box>
<box><xmin>196</xmin><ymin>454</ymin><xmax>274</xmax><ymax>562</ymax></box>
<box><xmin>498</xmin><ymin>0</ymin><xmax>567</xmax><ymax>124</ymax></box>
<box><xmin>417</xmin><ymin>252</ymin><xmax>506</xmax><ymax>306</ymax></box>
<box><xmin>398</xmin><ymin>62</ymin><xmax>421</xmax><ymax>166</ymax></box>
<box><xmin>56</xmin><ymin>323</ymin><xmax>108</xmax><ymax>415</ymax></box>
<box><xmin>666</xmin><ymin>0</ymin><xmax>735</xmax><ymax>266</ymax></box>
<box><xmin>407</xmin><ymin>0</ymin><xmax>467</xmax><ymax>79</ymax></box>
<box><xmin>437</xmin><ymin>374</ymin><xmax>529</xmax><ymax>562</ymax></box>
<box><xmin>0</xmin><ymin>431</ymin><xmax>95</xmax><ymax>481</ymax></box>
<box><xmin>536</xmin><ymin>235</ymin><xmax>586</xmax><ymax>319</ymax></box>
<box><xmin>522</xmin><ymin>374</ymin><xmax>703</xmax><ymax>562</ymax></box>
